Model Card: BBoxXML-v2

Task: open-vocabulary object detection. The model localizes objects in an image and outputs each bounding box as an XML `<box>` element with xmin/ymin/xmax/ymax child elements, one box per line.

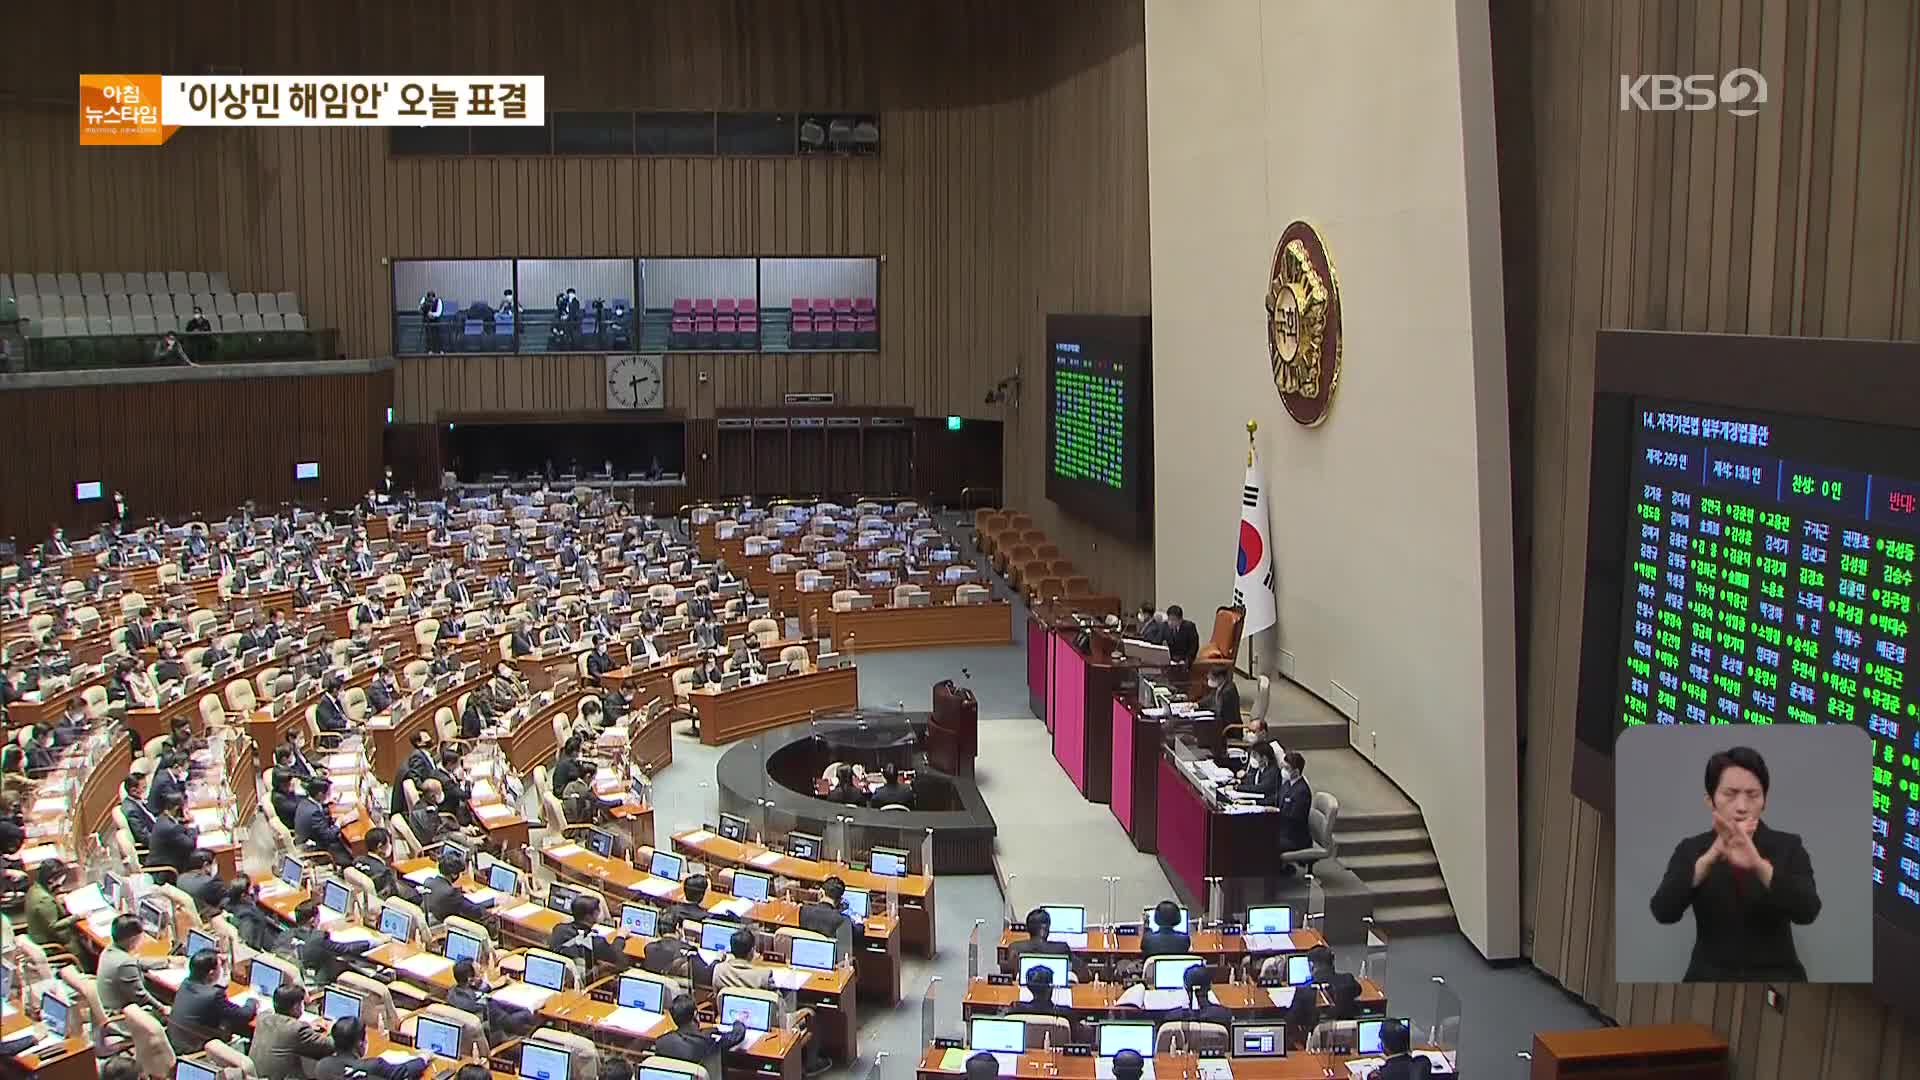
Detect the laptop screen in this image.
<box><xmin>175</xmin><ymin>1060</ymin><xmax>219</xmax><ymax>1080</ymax></box>
<box><xmin>139</xmin><ymin>898</ymin><xmax>170</xmax><ymax>937</ymax></box>
<box><xmin>616</xmin><ymin>975</ymin><xmax>665</xmax><ymax>1012</ymax></box>
<box><xmin>524</xmin><ymin>954</ymin><xmax>567</xmax><ymax>991</ymax></box>
<box><xmin>320</xmin><ymin>879</ymin><xmax>352</xmax><ymax>915</ymax></box>
<box><xmin>40</xmin><ymin>993</ymin><xmax>68</xmax><ymax>1038</ymax></box>
<box><xmin>520</xmin><ymin>1042</ymin><xmax>571</xmax><ymax>1080</ymax></box>
<box><xmin>1356</xmin><ymin>1018</ymin><xmax>1409</xmax><ymax>1056</ymax></box>
<box><xmin>1098</xmin><ymin>1022</ymin><xmax>1155</xmax><ymax>1058</ymax></box>
<box><xmin>787</xmin><ymin>832</ymin><xmax>820</xmax><ymax>861</ymax></box>
<box><xmin>547</xmin><ymin>883</ymin><xmax>580</xmax><ymax>912</ymax></box>
<box><xmin>321</xmin><ymin>988</ymin><xmax>362</xmax><ymax>1022</ymax></box>
<box><xmin>1017</xmin><ymin>954</ymin><xmax>1069</xmax><ymax>988</ymax></box>
<box><xmin>276</xmin><ymin>855</ymin><xmax>304</xmax><ymax>886</ymax></box>
<box><xmin>184</xmin><ymin>929</ymin><xmax>217</xmax><ymax>959</ymax></box>
<box><xmin>1286</xmin><ymin>954</ymin><xmax>1312</xmax><ymax>984</ymax></box>
<box><xmin>586</xmin><ymin>829</ymin><xmax>616</xmax><ymax>858</ymax></box>
<box><xmin>379</xmin><ymin>907</ymin><xmax>413</xmax><ymax>940</ymax></box>
<box><xmin>700</xmin><ymin>920</ymin><xmax>741</xmax><ymax>953</ymax></box>
<box><xmin>1154</xmin><ymin>960</ymin><xmax>1201</xmax><ymax>990</ymax></box>
<box><xmin>843</xmin><ymin>887</ymin><xmax>870</xmax><ymax>920</ymax></box>
<box><xmin>488</xmin><ymin>863</ymin><xmax>521</xmax><ymax>894</ymax></box>
<box><xmin>1041</xmin><ymin>905</ymin><xmax>1086</xmax><ymax>935</ymax></box>
<box><xmin>647</xmin><ymin>851</ymin><xmax>683</xmax><ymax>881</ymax></box>
<box><xmin>869</xmin><ymin>847</ymin><xmax>908</xmax><ymax>877</ymax></box>
<box><xmin>969</xmin><ymin>1017</ymin><xmax>1026</xmax><ymax>1053</ymax></box>
<box><xmin>717</xmin><ymin>992</ymin><xmax>773</xmax><ymax>1032</ymax></box>
<box><xmin>789</xmin><ymin>936</ymin><xmax>836</xmax><ymax>972</ymax></box>
<box><xmin>731</xmin><ymin>871</ymin><xmax>770</xmax><ymax>902</ymax></box>
<box><xmin>415</xmin><ymin>1014</ymin><xmax>462</xmax><ymax>1058</ymax></box>
<box><xmin>620</xmin><ymin>904</ymin><xmax>658</xmax><ymax>937</ymax></box>
<box><xmin>639</xmin><ymin>1068</ymin><xmax>688</xmax><ymax>1080</ymax></box>
<box><xmin>1232</xmin><ymin>1023</ymin><xmax>1287</xmax><ymax>1058</ymax></box>
<box><xmin>250</xmin><ymin>958</ymin><xmax>283</xmax><ymax>997</ymax></box>
<box><xmin>444</xmin><ymin>929</ymin><xmax>483</xmax><ymax>963</ymax></box>
<box><xmin>718</xmin><ymin>813</ymin><xmax>748</xmax><ymax>841</ymax></box>
<box><xmin>1245</xmin><ymin>905</ymin><xmax>1293</xmax><ymax>934</ymax></box>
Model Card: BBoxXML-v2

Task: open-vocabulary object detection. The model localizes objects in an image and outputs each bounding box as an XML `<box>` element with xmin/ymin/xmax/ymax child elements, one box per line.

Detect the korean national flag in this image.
<box><xmin>1232</xmin><ymin>448</ymin><xmax>1278</xmax><ymax>638</ymax></box>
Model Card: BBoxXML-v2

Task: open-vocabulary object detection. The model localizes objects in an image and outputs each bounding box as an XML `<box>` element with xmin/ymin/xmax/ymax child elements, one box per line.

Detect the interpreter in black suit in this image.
<box><xmin>1141</xmin><ymin>900</ymin><xmax>1191</xmax><ymax>958</ymax></box>
<box><xmin>1275</xmin><ymin>751</ymin><xmax>1313</xmax><ymax>871</ymax></box>
<box><xmin>1164</xmin><ymin>605</ymin><xmax>1200</xmax><ymax>668</ymax></box>
<box><xmin>1649</xmin><ymin>745</ymin><xmax>1821</xmax><ymax>982</ymax></box>
<box><xmin>1366</xmin><ymin>1020</ymin><xmax>1433</xmax><ymax>1080</ymax></box>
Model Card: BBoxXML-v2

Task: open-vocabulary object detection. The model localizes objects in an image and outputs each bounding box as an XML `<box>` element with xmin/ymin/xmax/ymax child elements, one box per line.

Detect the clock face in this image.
<box><xmin>607</xmin><ymin>354</ymin><xmax>664</xmax><ymax>410</ymax></box>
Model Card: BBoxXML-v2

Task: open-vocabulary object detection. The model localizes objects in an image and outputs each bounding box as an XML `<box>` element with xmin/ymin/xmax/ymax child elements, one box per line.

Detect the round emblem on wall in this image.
<box><xmin>1265</xmin><ymin>220</ymin><xmax>1342</xmax><ymax>427</ymax></box>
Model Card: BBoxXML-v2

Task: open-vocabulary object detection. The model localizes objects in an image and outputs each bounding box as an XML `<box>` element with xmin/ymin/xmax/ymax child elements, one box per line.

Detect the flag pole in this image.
<box><xmin>1243</xmin><ymin>419</ymin><xmax>1258</xmax><ymax>682</ymax></box>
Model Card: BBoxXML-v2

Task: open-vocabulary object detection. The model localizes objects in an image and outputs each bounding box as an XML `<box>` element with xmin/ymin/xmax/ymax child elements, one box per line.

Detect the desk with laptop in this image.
<box><xmin>994</xmin><ymin>903</ymin><xmax>1333</xmax><ymax>973</ymax></box>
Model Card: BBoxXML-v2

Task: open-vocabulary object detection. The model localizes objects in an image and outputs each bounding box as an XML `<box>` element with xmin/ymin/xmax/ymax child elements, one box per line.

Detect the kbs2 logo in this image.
<box><xmin>1619</xmin><ymin>68</ymin><xmax>1768</xmax><ymax>116</ymax></box>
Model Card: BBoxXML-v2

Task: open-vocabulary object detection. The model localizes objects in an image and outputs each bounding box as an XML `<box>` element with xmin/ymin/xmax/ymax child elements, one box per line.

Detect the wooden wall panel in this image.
<box><xmin>1496</xmin><ymin>0</ymin><xmax>1920</xmax><ymax>1075</ymax></box>
<box><xmin>0</xmin><ymin>0</ymin><xmax>1152</xmax><ymax>600</ymax></box>
<box><xmin>0</xmin><ymin>370</ymin><xmax>388</xmax><ymax>542</ymax></box>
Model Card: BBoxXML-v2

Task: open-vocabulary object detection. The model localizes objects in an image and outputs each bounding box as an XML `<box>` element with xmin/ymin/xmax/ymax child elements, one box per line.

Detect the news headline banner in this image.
<box><xmin>79</xmin><ymin>75</ymin><xmax>546</xmax><ymax>146</ymax></box>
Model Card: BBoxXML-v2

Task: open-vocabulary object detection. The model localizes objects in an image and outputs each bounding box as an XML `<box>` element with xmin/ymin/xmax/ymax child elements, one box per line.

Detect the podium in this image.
<box><xmin>1027</xmin><ymin>605</ymin><xmax>1142</xmax><ymax>804</ymax></box>
<box><xmin>928</xmin><ymin>678</ymin><xmax>978</xmax><ymax>776</ymax></box>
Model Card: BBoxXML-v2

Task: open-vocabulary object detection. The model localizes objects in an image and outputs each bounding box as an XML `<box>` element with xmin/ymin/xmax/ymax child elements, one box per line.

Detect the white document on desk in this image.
<box><xmin>1265</xmin><ymin>986</ymin><xmax>1296</xmax><ymax>1008</ymax></box>
<box><xmin>1016</xmin><ymin>988</ymin><xmax>1073</xmax><ymax>1006</ymax></box>
<box><xmin>1243</xmin><ymin>932</ymin><xmax>1292</xmax><ymax>952</ymax></box>
<box><xmin>379</xmin><ymin>1051</ymin><xmax>427</xmax><ymax>1067</ymax></box>
<box><xmin>395</xmin><ymin>953</ymin><xmax>455</xmax><ymax>980</ymax></box>
<box><xmin>403</xmin><ymin>868</ymin><xmax>441</xmax><ymax>885</ymax></box>
<box><xmin>330</xmin><ymin>926</ymin><xmax>380</xmax><ymax>945</ymax></box>
<box><xmin>682</xmin><ymin>830</ymin><xmax>714</xmax><ymax>845</ymax></box>
<box><xmin>1139</xmin><ymin>989</ymin><xmax>1187</xmax><ymax>1011</ymax></box>
<box><xmin>1049</xmin><ymin>932</ymin><xmax>1088</xmax><ymax>948</ymax></box>
<box><xmin>709</xmin><ymin>897</ymin><xmax>754</xmax><ymax>918</ymax></box>
<box><xmin>602</xmin><ymin>1007</ymin><xmax>665</xmax><ymax>1035</ymax></box>
<box><xmin>475</xmin><ymin>802</ymin><xmax>515</xmax><ymax>822</ymax></box>
<box><xmin>750</xmin><ymin>851</ymin><xmax>784</xmax><ymax>868</ymax></box>
<box><xmin>633</xmin><ymin>877</ymin><xmax>677</xmax><ymax>899</ymax></box>
<box><xmin>737</xmin><ymin>1031</ymin><xmax>765</xmax><ymax>1052</ymax></box>
<box><xmin>62</xmin><ymin>884</ymin><xmax>108</xmax><ymax>918</ymax></box>
<box><xmin>545</xmin><ymin>843</ymin><xmax>584</xmax><ymax>859</ymax></box>
<box><xmin>491</xmin><ymin>981</ymin><xmax>558</xmax><ymax>1012</ymax></box>
<box><xmin>502</xmin><ymin>902</ymin><xmax>545</xmax><ymax>921</ymax></box>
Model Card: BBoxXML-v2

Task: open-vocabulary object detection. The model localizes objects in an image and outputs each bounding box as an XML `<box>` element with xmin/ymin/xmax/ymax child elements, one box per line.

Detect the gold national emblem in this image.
<box><xmin>1265</xmin><ymin>221</ymin><xmax>1342</xmax><ymax>427</ymax></box>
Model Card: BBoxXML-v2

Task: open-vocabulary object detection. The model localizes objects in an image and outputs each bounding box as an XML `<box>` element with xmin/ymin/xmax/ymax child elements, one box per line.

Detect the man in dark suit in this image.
<box><xmin>1141</xmin><ymin>900</ymin><xmax>1191</xmax><ymax>958</ymax></box>
<box><xmin>1649</xmin><ymin>745</ymin><xmax>1821</xmax><ymax>981</ymax></box>
<box><xmin>1367</xmin><ymin>1019</ymin><xmax>1433</xmax><ymax>1079</ymax></box>
<box><xmin>365</xmin><ymin>668</ymin><xmax>398</xmax><ymax>714</ymax></box>
<box><xmin>448</xmin><ymin>959</ymin><xmax>537</xmax><ymax>1041</ymax></box>
<box><xmin>1275</xmin><ymin>751</ymin><xmax>1314</xmax><ymax>872</ymax></box>
<box><xmin>354</xmin><ymin>827</ymin><xmax>420</xmax><ymax>904</ymax></box>
<box><xmin>251</xmin><ymin>983</ymin><xmax>333</xmax><ymax>1080</ymax></box>
<box><xmin>1195</xmin><ymin>667</ymin><xmax>1237</xmax><ymax>757</ymax></box>
<box><xmin>586</xmin><ymin>638</ymin><xmax>617</xmax><ymax>683</ymax></box>
<box><xmin>686</xmin><ymin>585</ymin><xmax>715</xmax><ymax>621</ymax></box>
<box><xmin>664</xmin><ymin>875</ymin><xmax>712</xmax><ymax>927</ymax></box>
<box><xmin>798</xmin><ymin>877</ymin><xmax>853</xmax><ymax>939</ymax></box>
<box><xmin>1165</xmin><ymin>605</ymin><xmax>1200</xmax><ymax>668</ymax></box>
<box><xmin>546</xmin><ymin>894</ymin><xmax>632</xmax><ymax>982</ymax></box>
<box><xmin>543</xmin><ymin>618</ymin><xmax>574</xmax><ymax>648</ymax></box>
<box><xmin>868</xmin><ymin>763</ymin><xmax>913</xmax><ymax>809</ymax></box>
<box><xmin>314</xmin><ymin>673</ymin><xmax>350</xmax><ymax>734</ymax></box>
<box><xmin>125</xmin><ymin>613</ymin><xmax>154</xmax><ymax>651</ymax></box>
<box><xmin>120</xmin><ymin>774</ymin><xmax>157</xmax><ymax>847</ymax></box>
<box><xmin>641</xmin><ymin>910</ymin><xmax>712</xmax><ymax>985</ymax></box>
<box><xmin>288</xmin><ymin>899</ymin><xmax>376</xmax><ymax>982</ymax></box>
<box><xmin>316</xmin><ymin>1016</ymin><xmax>428</xmax><ymax>1080</ymax></box>
<box><xmin>430</xmin><ymin>642</ymin><xmax>460</xmax><ymax>677</ymax></box>
<box><xmin>1003</xmin><ymin>908</ymin><xmax>1077</xmax><ymax>977</ymax></box>
<box><xmin>1135</xmin><ymin>603</ymin><xmax>1170</xmax><ymax>645</ymax></box>
<box><xmin>177</xmin><ymin>851</ymin><xmax>227</xmax><ymax>916</ymax></box>
<box><xmin>445</xmin><ymin>576</ymin><xmax>472</xmax><ymax>608</ymax></box>
<box><xmin>295</xmin><ymin>777</ymin><xmax>353</xmax><ymax>865</ymax></box>
<box><xmin>1166</xmin><ymin>963</ymin><xmax>1234</xmax><ymax>1029</ymax></box>
<box><xmin>1283</xmin><ymin>945</ymin><xmax>1362</xmax><ymax>1045</ymax></box>
<box><xmin>1004</xmin><ymin>963</ymin><xmax>1070</xmax><ymax>1018</ymax></box>
<box><xmin>509</xmin><ymin>621</ymin><xmax>536</xmax><ymax>657</ymax></box>
<box><xmin>147</xmin><ymin>792</ymin><xmax>199</xmax><ymax>869</ymax></box>
<box><xmin>691</xmin><ymin>616</ymin><xmax>723</xmax><ymax>651</ymax></box>
<box><xmin>421</xmin><ymin>851</ymin><xmax>494</xmax><ymax>925</ymax></box>
<box><xmin>166</xmin><ymin>950</ymin><xmax>258</xmax><ymax>1052</ymax></box>
<box><xmin>652</xmin><ymin>993</ymin><xmax>746</xmax><ymax>1069</ymax></box>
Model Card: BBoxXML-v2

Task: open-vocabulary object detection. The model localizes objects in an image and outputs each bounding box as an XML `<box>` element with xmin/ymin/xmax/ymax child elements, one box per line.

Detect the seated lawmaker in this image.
<box><xmin>1005</xmin><ymin>963</ymin><xmax>1069</xmax><ymax>1018</ymax></box>
<box><xmin>1004</xmin><ymin>908</ymin><xmax>1080</xmax><ymax>979</ymax></box>
<box><xmin>1367</xmin><ymin>1019</ymin><xmax>1433</xmax><ymax>1080</ymax></box>
<box><xmin>1141</xmin><ymin>900</ymin><xmax>1191</xmax><ymax>958</ymax></box>
<box><xmin>287</xmin><ymin>898</ymin><xmax>376</xmax><ymax>982</ymax></box>
<box><xmin>642</xmin><ymin>910</ymin><xmax>712</xmax><ymax>985</ymax></box>
<box><xmin>295</xmin><ymin>776</ymin><xmax>353</xmax><ymax>865</ymax></box>
<box><xmin>448</xmin><ymin>959</ymin><xmax>538</xmax><ymax>1042</ymax></box>
<box><xmin>546</xmin><ymin>894</ymin><xmax>632</xmax><ymax>982</ymax></box>
<box><xmin>1283</xmin><ymin>945</ymin><xmax>1362</xmax><ymax>1046</ymax></box>
<box><xmin>1166</xmin><ymin>963</ymin><xmax>1233</xmax><ymax>1027</ymax></box>
<box><xmin>317</xmin><ymin>1016</ymin><xmax>428</xmax><ymax>1080</ymax></box>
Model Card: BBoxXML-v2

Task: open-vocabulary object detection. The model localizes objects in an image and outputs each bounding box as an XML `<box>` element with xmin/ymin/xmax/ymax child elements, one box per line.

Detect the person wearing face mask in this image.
<box><xmin>1194</xmin><ymin>666</ymin><xmax>1237</xmax><ymax>757</ymax></box>
<box><xmin>1649</xmin><ymin>745</ymin><xmax>1821</xmax><ymax>982</ymax></box>
<box><xmin>1274</xmin><ymin>751</ymin><xmax>1313</xmax><ymax>874</ymax></box>
<box><xmin>1234</xmin><ymin>739</ymin><xmax>1283</xmax><ymax>803</ymax></box>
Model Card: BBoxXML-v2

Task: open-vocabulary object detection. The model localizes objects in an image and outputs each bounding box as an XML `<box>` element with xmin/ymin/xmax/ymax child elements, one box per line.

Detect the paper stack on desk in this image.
<box><xmin>1264</xmin><ymin>986</ymin><xmax>1296</xmax><ymax>1007</ymax></box>
<box><xmin>396</xmin><ymin>953</ymin><xmax>455</xmax><ymax>980</ymax></box>
<box><xmin>602</xmin><ymin>1007</ymin><xmax>664</xmax><ymax>1035</ymax></box>
<box><xmin>681</xmin><ymin>830</ymin><xmax>713</xmax><ymax>844</ymax></box>
<box><xmin>491</xmin><ymin>981</ymin><xmax>558</xmax><ymax>1012</ymax></box>
<box><xmin>633</xmin><ymin>877</ymin><xmax>677</xmax><ymax>898</ymax></box>
<box><xmin>709</xmin><ymin>897</ymin><xmax>754</xmax><ymax>918</ymax></box>
<box><xmin>750</xmin><ymin>851</ymin><xmax>784</xmax><ymax>868</ymax></box>
<box><xmin>769</xmin><ymin>968</ymin><xmax>813</xmax><ymax>991</ymax></box>
<box><xmin>546</xmin><ymin>843</ymin><xmax>584</xmax><ymax>859</ymax></box>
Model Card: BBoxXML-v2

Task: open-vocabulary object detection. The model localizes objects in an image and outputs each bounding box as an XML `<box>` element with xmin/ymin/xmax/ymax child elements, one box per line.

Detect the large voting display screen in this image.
<box><xmin>1572</xmin><ymin>329</ymin><xmax>1920</xmax><ymax>1013</ymax></box>
<box><xmin>1045</xmin><ymin>314</ymin><xmax>1152</xmax><ymax>540</ymax></box>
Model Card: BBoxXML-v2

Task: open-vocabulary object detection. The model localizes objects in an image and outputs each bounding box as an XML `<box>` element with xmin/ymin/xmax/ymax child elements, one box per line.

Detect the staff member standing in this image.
<box><xmin>1275</xmin><ymin>752</ymin><xmax>1312</xmax><ymax>874</ymax></box>
<box><xmin>1649</xmin><ymin>745</ymin><xmax>1821</xmax><ymax>981</ymax></box>
<box><xmin>1165</xmin><ymin>605</ymin><xmax>1199</xmax><ymax>668</ymax></box>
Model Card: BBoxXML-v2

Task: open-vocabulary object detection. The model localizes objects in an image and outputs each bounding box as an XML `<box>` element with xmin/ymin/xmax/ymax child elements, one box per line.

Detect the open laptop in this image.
<box><xmin>321</xmin><ymin>987</ymin><xmax>363</xmax><ymax>1023</ymax></box>
<box><xmin>414</xmin><ymin>1013</ymin><xmax>463</xmax><ymax>1058</ymax></box>
<box><xmin>620</xmin><ymin>903</ymin><xmax>659</xmax><ymax>937</ymax></box>
<box><xmin>716</xmin><ymin>990</ymin><xmax>774</xmax><ymax>1034</ymax></box>
<box><xmin>730</xmin><ymin>870</ymin><xmax>771</xmax><ymax>902</ymax></box>
<box><xmin>788</xmin><ymin>935</ymin><xmax>837</xmax><ymax>972</ymax></box>
<box><xmin>519</xmin><ymin>1042</ymin><xmax>572</xmax><ymax>1080</ymax></box>
<box><xmin>1231</xmin><ymin>1022</ymin><xmax>1287</xmax><ymax>1058</ymax></box>
<box><xmin>616</xmin><ymin>974</ymin><xmax>666</xmax><ymax>1013</ymax></box>
<box><xmin>1356</xmin><ymin>1018</ymin><xmax>1413</xmax><ymax>1056</ymax></box>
